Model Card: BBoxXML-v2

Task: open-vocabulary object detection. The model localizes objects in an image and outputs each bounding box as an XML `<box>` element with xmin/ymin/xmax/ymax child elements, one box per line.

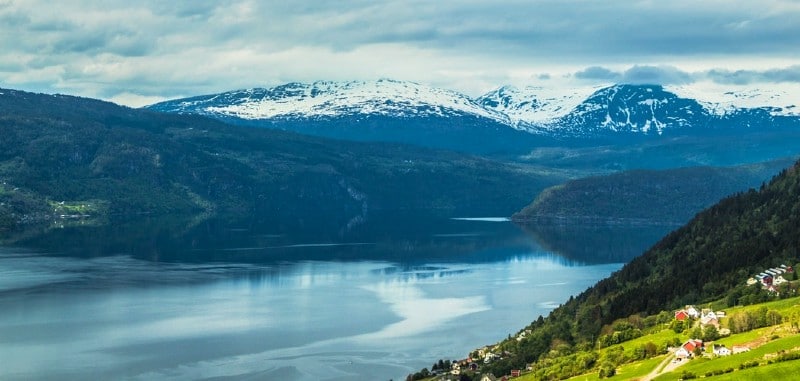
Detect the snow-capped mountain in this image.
<box><xmin>476</xmin><ymin>85</ymin><xmax>600</xmax><ymax>128</ymax></box>
<box><xmin>148</xmin><ymin>79</ymin><xmax>541</xmax><ymax>155</ymax></box>
<box><xmin>149</xmin><ymin>79</ymin><xmax>510</xmax><ymax>124</ymax></box>
<box><xmin>551</xmin><ymin>84</ymin><xmax>709</xmax><ymax>135</ymax></box>
<box><xmin>476</xmin><ymin>84</ymin><xmax>799</xmax><ymax>136</ymax></box>
<box><xmin>666</xmin><ymin>84</ymin><xmax>799</xmax><ymax>118</ymax></box>
<box><xmin>147</xmin><ymin>80</ymin><xmax>799</xmax><ymax>150</ymax></box>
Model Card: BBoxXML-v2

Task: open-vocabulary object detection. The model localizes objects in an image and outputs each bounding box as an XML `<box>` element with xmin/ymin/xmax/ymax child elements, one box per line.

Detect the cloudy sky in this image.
<box><xmin>1</xmin><ymin>0</ymin><xmax>799</xmax><ymax>106</ymax></box>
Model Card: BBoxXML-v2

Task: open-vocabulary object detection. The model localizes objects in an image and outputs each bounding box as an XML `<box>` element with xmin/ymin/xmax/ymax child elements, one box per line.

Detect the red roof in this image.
<box><xmin>675</xmin><ymin>310</ymin><xmax>689</xmax><ymax>320</ymax></box>
<box><xmin>683</xmin><ymin>339</ymin><xmax>703</xmax><ymax>352</ymax></box>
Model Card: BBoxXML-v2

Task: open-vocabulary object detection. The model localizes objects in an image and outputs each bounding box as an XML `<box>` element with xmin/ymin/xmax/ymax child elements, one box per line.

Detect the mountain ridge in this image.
<box><xmin>147</xmin><ymin>80</ymin><xmax>800</xmax><ymax>139</ymax></box>
<box><xmin>149</xmin><ymin>79</ymin><xmax>511</xmax><ymax>124</ymax></box>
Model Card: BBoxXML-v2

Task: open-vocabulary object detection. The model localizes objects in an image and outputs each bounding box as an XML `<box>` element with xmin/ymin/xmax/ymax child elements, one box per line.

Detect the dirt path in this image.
<box><xmin>638</xmin><ymin>352</ymin><xmax>686</xmax><ymax>381</ymax></box>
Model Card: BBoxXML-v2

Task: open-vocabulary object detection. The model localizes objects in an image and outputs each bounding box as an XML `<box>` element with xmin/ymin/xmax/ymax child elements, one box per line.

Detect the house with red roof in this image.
<box><xmin>676</xmin><ymin>339</ymin><xmax>704</xmax><ymax>359</ymax></box>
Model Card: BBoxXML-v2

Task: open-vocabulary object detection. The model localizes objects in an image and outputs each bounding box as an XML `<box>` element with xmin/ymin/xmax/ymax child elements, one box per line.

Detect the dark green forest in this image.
<box><xmin>513</xmin><ymin>160</ymin><xmax>795</xmax><ymax>225</ymax></box>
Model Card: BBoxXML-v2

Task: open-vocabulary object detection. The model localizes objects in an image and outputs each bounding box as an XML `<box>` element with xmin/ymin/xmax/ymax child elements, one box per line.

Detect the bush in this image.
<box><xmin>739</xmin><ymin>361</ymin><xmax>759</xmax><ymax>370</ymax></box>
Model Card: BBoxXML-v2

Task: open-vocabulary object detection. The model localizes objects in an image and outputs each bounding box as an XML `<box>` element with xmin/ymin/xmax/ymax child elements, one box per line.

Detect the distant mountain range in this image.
<box><xmin>147</xmin><ymin>80</ymin><xmax>799</xmax><ymax>137</ymax></box>
<box><xmin>478</xmin><ymin>83</ymin><xmax>799</xmax><ymax>135</ymax></box>
<box><xmin>146</xmin><ymin>80</ymin><xmax>800</xmax><ymax>164</ymax></box>
<box><xmin>3</xmin><ymin>84</ymin><xmax>799</xmax><ymax>238</ymax></box>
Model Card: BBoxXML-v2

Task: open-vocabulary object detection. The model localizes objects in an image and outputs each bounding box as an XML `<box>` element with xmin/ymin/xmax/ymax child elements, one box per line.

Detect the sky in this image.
<box><xmin>1</xmin><ymin>0</ymin><xmax>799</xmax><ymax>107</ymax></box>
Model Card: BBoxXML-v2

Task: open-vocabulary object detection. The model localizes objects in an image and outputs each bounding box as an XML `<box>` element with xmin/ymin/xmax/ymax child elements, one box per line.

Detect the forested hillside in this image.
<box><xmin>0</xmin><ymin>89</ymin><xmax>564</xmax><ymax>231</ymax></box>
<box><xmin>513</xmin><ymin>160</ymin><xmax>794</xmax><ymax>225</ymax></box>
<box><xmin>479</xmin><ymin>159</ymin><xmax>800</xmax><ymax>377</ymax></box>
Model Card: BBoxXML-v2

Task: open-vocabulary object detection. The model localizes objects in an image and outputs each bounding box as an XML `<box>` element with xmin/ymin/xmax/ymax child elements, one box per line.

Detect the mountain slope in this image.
<box><xmin>583</xmin><ymin>160</ymin><xmax>800</xmax><ymax>322</ymax></box>
<box><xmin>512</xmin><ymin>159</ymin><xmax>795</xmax><ymax>225</ymax></box>
<box><xmin>146</xmin><ymin>79</ymin><xmax>546</xmax><ymax>155</ymax></box>
<box><xmin>0</xmin><ymin>87</ymin><xmax>564</xmax><ymax>231</ymax></box>
<box><xmin>474</xmin><ymin>159</ymin><xmax>800</xmax><ymax>377</ymax></box>
<box><xmin>149</xmin><ymin>79</ymin><xmax>509</xmax><ymax>122</ymax></box>
<box><xmin>475</xmin><ymin>85</ymin><xmax>598</xmax><ymax>127</ymax></box>
<box><xmin>479</xmin><ymin>84</ymin><xmax>800</xmax><ymax>137</ymax></box>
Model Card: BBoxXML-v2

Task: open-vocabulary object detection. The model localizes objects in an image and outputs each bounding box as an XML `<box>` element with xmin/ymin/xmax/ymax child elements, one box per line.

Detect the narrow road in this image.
<box><xmin>639</xmin><ymin>352</ymin><xmax>685</xmax><ymax>381</ymax></box>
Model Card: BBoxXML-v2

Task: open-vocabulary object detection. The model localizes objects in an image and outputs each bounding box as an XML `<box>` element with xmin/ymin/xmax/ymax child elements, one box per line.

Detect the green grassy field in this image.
<box><xmin>702</xmin><ymin>358</ymin><xmax>800</xmax><ymax>379</ymax></box>
<box><xmin>557</xmin><ymin>296</ymin><xmax>800</xmax><ymax>381</ymax></box>
<box><xmin>426</xmin><ymin>297</ymin><xmax>800</xmax><ymax>381</ymax></box>
<box><xmin>610</xmin><ymin>355</ymin><xmax>667</xmax><ymax>380</ymax></box>
<box><xmin>722</xmin><ymin>296</ymin><xmax>800</xmax><ymax>316</ymax></box>
<box><xmin>653</xmin><ymin>333</ymin><xmax>800</xmax><ymax>380</ymax></box>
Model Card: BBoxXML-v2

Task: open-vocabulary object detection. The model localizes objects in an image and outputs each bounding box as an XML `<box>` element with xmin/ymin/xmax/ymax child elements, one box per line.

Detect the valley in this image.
<box><xmin>5</xmin><ymin>3</ymin><xmax>800</xmax><ymax>381</ymax></box>
<box><xmin>1</xmin><ymin>82</ymin><xmax>799</xmax><ymax>381</ymax></box>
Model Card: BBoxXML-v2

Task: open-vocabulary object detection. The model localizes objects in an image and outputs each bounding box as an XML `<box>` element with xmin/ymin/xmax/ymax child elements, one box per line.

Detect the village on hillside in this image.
<box><xmin>670</xmin><ymin>264</ymin><xmax>795</xmax><ymax>361</ymax></box>
<box><xmin>411</xmin><ymin>264</ymin><xmax>798</xmax><ymax>381</ymax></box>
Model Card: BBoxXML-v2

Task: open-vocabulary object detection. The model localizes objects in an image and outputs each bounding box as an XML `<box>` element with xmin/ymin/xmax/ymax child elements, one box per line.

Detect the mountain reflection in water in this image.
<box><xmin>0</xmin><ymin>214</ymin><xmax>672</xmax><ymax>381</ymax></box>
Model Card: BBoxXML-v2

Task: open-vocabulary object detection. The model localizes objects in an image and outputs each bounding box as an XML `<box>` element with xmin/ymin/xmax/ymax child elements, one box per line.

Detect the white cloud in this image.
<box><xmin>1</xmin><ymin>1</ymin><xmax>798</xmax><ymax>105</ymax></box>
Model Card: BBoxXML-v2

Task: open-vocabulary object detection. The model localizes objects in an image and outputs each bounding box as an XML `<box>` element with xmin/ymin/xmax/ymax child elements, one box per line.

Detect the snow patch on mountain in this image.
<box><xmin>666</xmin><ymin>83</ymin><xmax>800</xmax><ymax>117</ymax></box>
<box><xmin>175</xmin><ymin>79</ymin><xmax>510</xmax><ymax>123</ymax></box>
<box><xmin>147</xmin><ymin>80</ymin><xmax>800</xmax><ymax>139</ymax></box>
<box><xmin>476</xmin><ymin>85</ymin><xmax>601</xmax><ymax>129</ymax></box>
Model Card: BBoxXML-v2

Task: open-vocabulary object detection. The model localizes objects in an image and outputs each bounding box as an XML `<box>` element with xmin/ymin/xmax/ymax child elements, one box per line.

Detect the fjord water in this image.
<box><xmin>0</xmin><ymin>215</ymin><xmax>670</xmax><ymax>381</ymax></box>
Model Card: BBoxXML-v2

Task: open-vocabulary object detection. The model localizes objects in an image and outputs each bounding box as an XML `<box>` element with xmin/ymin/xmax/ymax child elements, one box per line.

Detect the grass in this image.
<box><xmin>483</xmin><ymin>297</ymin><xmax>800</xmax><ymax>381</ymax></box>
<box><xmin>724</xmin><ymin>296</ymin><xmax>800</xmax><ymax>316</ymax></box>
<box><xmin>702</xmin><ymin>358</ymin><xmax>800</xmax><ymax>379</ymax></box>
<box><xmin>556</xmin><ymin>296</ymin><xmax>800</xmax><ymax>381</ymax></box>
<box><xmin>713</xmin><ymin>325</ymin><xmax>780</xmax><ymax>347</ymax></box>
<box><xmin>561</xmin><ymin>371</ymin><xmax>598</xmax><ymax>381</ymax></box>
<box><xmin>559</xmin><ymin>356</ymin><xmax>666</xmax><ymax>381</ymax></box>
<box><xmin>652</xmin><ymin>332</ymin><xmax>800</xmax><ymax>380</ymax></box>
<box><xmin>613</xmin><ymin>355</ymin><xmax>667</xmax><ymax>380</ymax></box>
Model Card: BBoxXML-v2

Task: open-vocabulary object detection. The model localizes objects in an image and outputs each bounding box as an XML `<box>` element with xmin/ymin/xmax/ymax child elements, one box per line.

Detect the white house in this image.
<box><xmin>686</xmin><ymin>306</ymin><xmax>700</xmax><ymax>318</ymax></box>
<box><xmin>701</xmin><ymin>311</ymin><xmax>719</xmax><ymax>326</ymax></box>
<box><xmin>713</xmin><ymin>345</ymin><xmax>731</xmax><ymax>356</ymax></box>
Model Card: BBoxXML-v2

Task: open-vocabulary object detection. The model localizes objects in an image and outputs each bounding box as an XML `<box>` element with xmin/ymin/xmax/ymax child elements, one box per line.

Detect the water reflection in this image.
<box><xmin>520</xmin><ymin>221</ymin><xmax>676</xmax><ymax>263</ymax></box>
<box><xmin>1</xmin><ymin>212</ymin><xmax>671</xmax><ymax>265</ymax></box>
<box><xmin>0</xmin><ymin>215</ymin><xmax>671</xmax><ymax>380</ymax></box>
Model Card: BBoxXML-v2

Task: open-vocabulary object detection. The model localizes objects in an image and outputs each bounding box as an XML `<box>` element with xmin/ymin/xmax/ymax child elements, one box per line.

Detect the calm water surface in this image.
<box><xmin>0</xmin><ymin>216</ymin><xmax>672</xmax><ymax>380</ymax></box>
